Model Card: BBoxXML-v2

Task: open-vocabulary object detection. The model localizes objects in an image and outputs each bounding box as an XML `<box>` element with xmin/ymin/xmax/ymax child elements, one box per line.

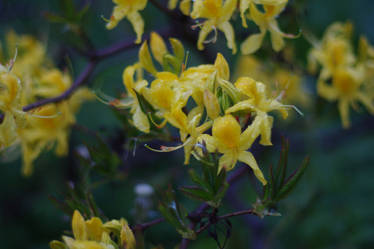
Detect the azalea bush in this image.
<box><xmin>1</xmin><ymin>0</ymin><xmax>374</xmax><ymax>249</ymax></box>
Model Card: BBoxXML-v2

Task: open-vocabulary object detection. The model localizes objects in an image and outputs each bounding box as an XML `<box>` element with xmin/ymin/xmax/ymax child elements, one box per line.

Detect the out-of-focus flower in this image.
<box><xmin>19</xmin><ymin>69</ymin><xmax>93</xmax><ymax>175</ymax></box>
<box><xmin>308</xmin><ymin>22</ymin><xmax>355</xmax><ymax>79</ymax></box>
<box><xmin>309</xmin><ymin>21</ymin><xmax>374</xmax><ymax>128</ymax></box>
<box><xmin>318</xmin><ymin>67</ymin><xmax>373</xmax><ymax>128</ymax></box>
<box><xmin>0</xmin><ymin>67</ymin><xmax>24</xmax><ymax>150</ymax></box>
<box><xmin>106</xmin><ymin>0</ymin><xmax>148</xmax><ymax>44</ymax></box>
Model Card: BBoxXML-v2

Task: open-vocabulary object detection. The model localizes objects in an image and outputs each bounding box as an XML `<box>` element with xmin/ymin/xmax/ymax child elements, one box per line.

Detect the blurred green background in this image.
<box><xmin>1</xmin><ymin>0</ymin><xmax>374</xmax><ymax>248</ymax></box>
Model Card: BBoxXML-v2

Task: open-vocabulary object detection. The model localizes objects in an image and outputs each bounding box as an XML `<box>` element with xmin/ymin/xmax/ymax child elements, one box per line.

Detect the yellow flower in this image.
<box><xmin>235</xmin><ymin>55</ymin><xmax>309</xmax><ymax>107</ymax></box>
<box><xmin>0</xmin><ymin>66</ymin><xmax>24</xmax><ymax>150</ymax></box>
<box><xmin>50</xmin><ymin>210</ymin><xmax>135</xmax><ymax>249</ymax></box>
<box><xmin>34</xmin><ymin>69</ymin><xmax>71</xmax><ymax>97</ymax></box>
<box><xmin>318</xmin><ymin>67</ymin><xmax>374</xmax><ymax>128</ymax></box>
<box><xmin>225</xmin><ymin>77</ymin><xmax>288</xmax><ymax>146</ymax></box>
<box><xmin>198</xmin><ymin>114</ymin><xmax>267</xmax><ymax>185</ymax></box>
<box><xmin>18</xmin><ymin>69</ymin><xmax>93</xmax><ymax>175</ymax></box>
<box><xmin>104</xmin><ymin>219</ymin><xmax>136</xmax><ymax>249</ymax></box>
<box><xmin>240</xmin><ymin>1</ymin><xmax>293</xmax><ymax>54</ymax></box>
<box><xmin>122</xmin><ymin>63</ymin><xmax>150</xmax><ymax>133</ymax></box>
<box><xmin>106</xmin><ymin>0</ymin><xmax>148</xmax><ymax>44</ymax></box>
<box><xmin>308</xmin><ymin>22</ymin><xmax>355</xmax><ymax>79</ymax></box>
<box><xmin>190</xmin><ymin>0</ymin><xmax>237</xmax><ymax>53</ymax></box>
<box><xmin>309</xmin><ymin>22</ymin><xmax>374</xmax><ymax>128</ymax></box>
<box><xmin>2</xmin><ymin>31</ymin><xmax>49</xmax><ymax>103</ymax></box>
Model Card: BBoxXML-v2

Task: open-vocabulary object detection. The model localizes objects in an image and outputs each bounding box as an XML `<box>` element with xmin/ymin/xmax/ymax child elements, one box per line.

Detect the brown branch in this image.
<box><xmin>23</xmin><ymin>60</ymin><xmax>97</xmax><ymax>112</ymax></box>
<box><xmin>132</xmin><ymin>217</ymin><xmax>165</xmax><ymax>232</ymax></box>
<box><xmin>195</xmin><ymin>209</ymin><xmax>256</xmax><ymax>235</ymax></box>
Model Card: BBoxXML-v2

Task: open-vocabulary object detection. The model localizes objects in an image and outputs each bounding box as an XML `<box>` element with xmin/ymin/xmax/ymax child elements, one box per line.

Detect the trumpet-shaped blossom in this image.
<box><xmin>50</xmin><ymin>210</ymin><xmax>135</xmax><ymax>249</ymax></box>
<box><xmin>199</xmin><ymin>114</ymin><xmax>267</xmax><ymax>185</ymax></box>
<box><xmin>190</xmin><ymin>0</ymin><xmax>237</xmax><ymax>53</ymax></box>
<box><xmin>106</xmin><ymin>0</ymin><xmax>148</xmax><ymax>43</ymax></box>
<box><xmin>226</xmin><ymin>77</ymin><xmax>288</xmax><ymax>145</ymax></box>
<box><xmin>240</xmin><ymin>1</ymin><xmax>294</xmax><ymax>54</ymax></box>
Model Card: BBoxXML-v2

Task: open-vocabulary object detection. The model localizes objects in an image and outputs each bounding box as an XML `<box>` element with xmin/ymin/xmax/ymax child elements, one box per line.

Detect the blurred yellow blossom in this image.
<box><xmin>309</xmin><ymin>22</ymin><xmax>374</xmax><ymax>128</ymax></box>
<box><xmin>0</xmin><ymin>67</ymin><xmax>24</xmax><ymax>150</ymax></box>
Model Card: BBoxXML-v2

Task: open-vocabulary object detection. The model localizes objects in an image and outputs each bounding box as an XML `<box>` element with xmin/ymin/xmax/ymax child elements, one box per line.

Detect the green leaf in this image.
<box><xmin>210</xmin><ymin>181</ymin><xmax>229</xmax><ymax>207</ymax></box>
<box><xmin>180</xmin><ymin>186</ymin><xmax>213</xmax><ymax>202</ymax></box>
<box><xmin>158</xmin><ymin>188</ymin><xmax>196</xmax><ymax>239</ymax></box>
<box><xmin>59</xmin><ymin>0</ymin><xmax>76</xmax><ymax>20</ymax></box>
<box><xmin>274</xmin><ymin>137</ymin><xmax>289</xmax><ymax>190</ymax></box>
<box><xmin>276</xmin><ymin>156</ymin><xmax>310</xmax><ymax>201</ymax></box>
<box><xmin>44</xmin><ymin>12</ymin><xmax>68</xmax><ymax>23</ymax></box>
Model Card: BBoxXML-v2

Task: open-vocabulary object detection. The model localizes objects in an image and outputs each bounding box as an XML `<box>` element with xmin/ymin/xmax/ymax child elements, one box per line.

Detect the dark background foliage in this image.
<box><xmin>0</xmin><ymin>0</ymin><xmax>374</xmax><ymax>248</ymax></box>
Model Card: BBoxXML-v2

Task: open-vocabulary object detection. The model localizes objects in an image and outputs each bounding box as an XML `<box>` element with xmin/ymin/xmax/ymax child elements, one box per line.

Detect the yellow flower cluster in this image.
<box><xmin>106</xmin><ymin>0</ymin><xmax>148</xmax><ymax>44</ymax></box>
<box><xmin>50</xmin><ymin>210</ymin><xmax>136</xmax><ymax>249</ymax></box>
<box><xmin>236</xmin><ymin>54</ymin><xmax>310</xmax><ymax>108</ymax></box>
<box><xmin>308</xmin><ymin>22</ymin><xmax>374</xmax><ymax>128</ymax></box>
<box><xmin>100</xmin><ymin>33</ymin><xmax>292</xmax><ymax>185</ymax></box>
<box><xmin>0</xmin><ymin>31</ymin><xmax>93</xmax><ymax>175</ymax></box>
<box><xmin>106</xmin><ymin>0</ymin><xmax>295</xmax><ymax>53</ymax></box>
<box><xmin>169</xmin><ymin>0</ymin><xmax>294</xmax><ymax>54</ymax></box>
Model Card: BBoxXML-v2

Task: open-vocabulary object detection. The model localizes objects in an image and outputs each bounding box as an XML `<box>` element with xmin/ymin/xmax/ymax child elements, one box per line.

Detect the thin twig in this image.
<box><xmin>23</xmin><ymin>60</ymin><xmax>97</xmax><ymax>112</ymax></box>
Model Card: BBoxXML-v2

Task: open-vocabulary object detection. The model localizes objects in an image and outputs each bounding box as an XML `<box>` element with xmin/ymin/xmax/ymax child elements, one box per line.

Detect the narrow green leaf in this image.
<box><xmin>180</xmin><ymin>186</ymin><xmax>213</xmax><ymax>202</ymax></box>
<box><xmin>276</xmin><ymin>156</ymin><xmax>310</xmax><ymax>201</ymax></box>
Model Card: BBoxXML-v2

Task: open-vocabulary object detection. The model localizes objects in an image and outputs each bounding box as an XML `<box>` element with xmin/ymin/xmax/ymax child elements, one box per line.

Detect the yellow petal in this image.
<box><xmin>221</xmin><ymin>0</ymin><xmax>237</xmax><ymax>22</ymax></box>
<box><xmin>269</xmin><ymin>21</ymin><xmax>285</xmax><ymax>51</ymax></box>
<box><xmin>106</xmin><ymin>6</ymin><xmax>127</xmax><ymax>30</ymax></box>
<box><xmin>86</xmin><ymin>217</ymin><xmax>104</xmax><ymax>241</ymax></box>
<box><xmin>168</xmin><ymin>0</ymin><xmax>178</xmax><ymax>9</ymax></box>
<box><xmin>338</xmin><ymin>99</ymin><xmax>350</xmax><ymax>128</ymax></box>
<box><xmin>218</xmin><ymin>22</ymin><xmax>237</xmax><ymax>54</ymax></box>
<box><xmin>120</xmin><ymin>219</ymin><xmax>136</xmax><ymax>249</ymax></box>
<box><xmin>218</xmin><ymin>152</ymin><xmax>237</xmax><ymax>172</ymax></box>
<box><xmin>241</xmin><ymin>32</ymin><xmax>265</xmax><ymax>55</ymax></box>
<box><xmin>225</xmin><ymin>100</ymin><xmax>255</xmax><ymax>114</ymax></box>
<box><xmin>180</xmin><ymin>0</ymin><xmax>191</xmax><ymax>15</ymax></box>
<box><xmin>212</xmin><ymin>115</ymin><xmax>241</xmax><ymax>150</ymax></box>
<box><xmin>150</xmin><ymin>32</ymin><xmax>168</xmax><ymax>64</ymax></box>
<box><xmin>238</xmin><ymin>151</ymin><xmax>267</xmax><ymax>185</ymax></box>
<box><xmin>127</xmin><ymin>11</ymin><xmax>144</xmax><ymax>44</ymax></box>
<box><xmin>133</xmin><ymin>105</ymin><xmax>150</xmax><ymax>133</ymax></box>
<box><xmin>197</xmin><ymin>21</ymin><xmax>214</xmax><ymax>51</ymax></box>
<box><xmin>49</xmin><ymin>240</ymin><xmax>66</xmax><ymax>249</ymax></box>
<box><xmin>139</xmin><ymin>42</ymin><xmax>157</xmax><ymax>75</ymax></box>
<box><xmin>203</xmin><ymin>89</ymin><xmax>220</xmax><ymax>119</ymax></box>
<box><xmin>72</xmin><ymin>210</ymin><xmax>87</xmax><ymax>240</ymax></box>
<box><xmin>357</xmin><ymin>92</ymin><xmax>374</xmax><ymax>114</ymax></box>
<box><xmin>258</xmin><ymin>115</ymin><xmax>273</xmax><ymax>146</ymax></box>
<box><xmin>317</xmin><ymin>79</ymin><xmax>338</xmax><ymax>101</ymax></box>
<box><xmin>240</xmin><ymin>0</ymin><xmax>250</xmax><ymax>27</ymax></box>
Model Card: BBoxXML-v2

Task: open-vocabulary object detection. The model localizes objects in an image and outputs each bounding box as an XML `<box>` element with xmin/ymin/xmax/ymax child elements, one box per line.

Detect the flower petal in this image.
<box><xmin>238</xmin><ymin>151</ymin><xmax>267</xmax><ymax>185</ymax></box>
